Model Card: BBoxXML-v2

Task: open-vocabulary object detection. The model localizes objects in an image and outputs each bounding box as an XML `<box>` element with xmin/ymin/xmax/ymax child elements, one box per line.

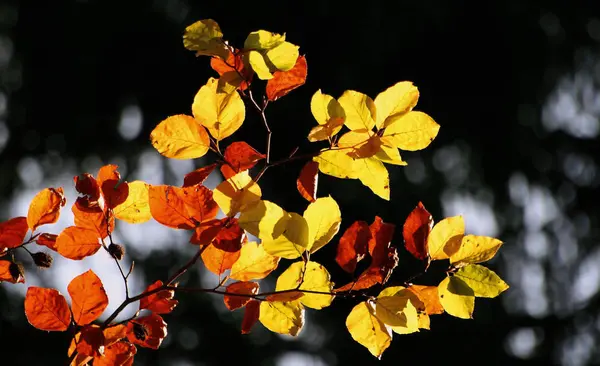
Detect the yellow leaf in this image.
<box><xmin>314</xmin><ymin>149</ymin><xmax>358</xmax><ymax>179</ymax></box>
<box><xmin>310</xmin><ymin>90</ymin><xmax>346</xmax><ymax>126</ymax></box>
<box><xmin>427</xmin><ymin>216</ymin><xmax>464</xmax><ymax>260</ymax></box>
<box><xmin>150</xmin><ymin>114</ymin><xmax>210</xmax><ymax>159</ymax></box>
<box><xmin>308</xmin><ymin>118</ymin><xmax>345</xmax><ymax>142</ymax></box>
<box><xmin>113</xmin><ymin>181</ymin><xmax>151</xmax><ymax>224</ymax></box>
<box><xmin>213</xmin><ymin>170</ymin><xmax>262</xmax><ymax>217</ymax></box>
<box><xmin>355</xmin><ymin>157</ymin><xmax>390</xmax><ymax>200</ymax></box>
<box><xmin>182</xmin><ymin>19</ymin><xmax>229</xmax><ymax>59</ymax></box>
<box><xmin>244</xmin><ymin>30</ymin><xmax>286</xmax><ymax>50</ymax></box>
<box><xmin>276</xmin><ymin>261</ymin><xmax>334</xmax><ymax>309</ymax></box>
<box><xmin>263</xmin><ymin>212</ymin><xmax>308</xmax><ymax>259</ymax></box>
<box><xmin>377</xmin><ymin>286</ymin><xmax>406</xmax><ymax>298</ymax></box>
<box><xmin>382</xmin><ymin>111</ymin><xmax>440</xmax><ymax>151</ymax></box>
<box><xmin>375</xmin><ymin>144</ymin><xmax>407</xmax><ymax>166</ymax></box>
<box><xmin>229</xmin><ymin>242</ymin><xmax>280</xmax><ymax>281</ymax></box>
<box><xmin>438</xmin><ymin>276</ymin><xmax>474</xmax><ymax>319</ymax></box>
<box><xmin>374</xmin><ymin>81</ymin><xmax>419</xmax><ymax>129</ymax></box>
<box><xmin>450</xmin><ymin>235</ymin><xmax>503</xmax><ymax>266</ymax></box>
<box><xmin>192</xmin><ymin>77</ymin><xmax>245</xmax><ymax>140</ymax></box>
<box><xmin>303</xmin><ymin>196</ymin><xmax>341</xmax><ymax>253</ymax></box>
<box><xmin>338</xmin><ymin>90</ymin><xmax>377</xmax><ymax>131</ymax></box>
<box><xmin>259</xmin><ymin>300</ymin><xmax>304</xmax><ymax>336</ymax></box>
<box><xmin>338</xmin><ymin>130</ymin><xmax>381</xmax><ymax>159</ymax></box>
<box><xmin>238</xmin><ymin>200</ymin><xmax>289</xmax><ymax>240</ymax></box>
<box><xmin>454</xmin><ymin>264</ymin><xmax>509</xmax><ymax>298</ymax></box>
<box><xmin>375</xmin><ymin>296</ymin><xmax>419</xmax><ymax>329</ymax></box>
<box><xmin>346</xmin><ymin>301</ymin><xmax>391</xmax><ymax>359</ymax></box>
<box><xmin>248</xmin><ymin>50</ymin><xmax>273</xmax><ymax>80</ymax></box>
<box><xmin>264</xmin><ymin>42</ymin><xmax>299</xmax><ymax>72</ymax></box>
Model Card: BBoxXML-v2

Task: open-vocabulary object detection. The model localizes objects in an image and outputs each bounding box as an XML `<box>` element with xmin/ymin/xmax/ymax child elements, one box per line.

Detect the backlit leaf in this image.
<box><xmin>427</xmin><ymin>216</ymin><xmax>464</xmax><ymax>260</ymax></box>
<box><xmin>266</xmin><ymin>55</ymin><xmax>307</xmax><ymax>101</ymax></box>
<box><xmin>262</xmin><ymin>212</ymin><xmax>308</xmax><ymax>259</ymax></box>
<box><xmin>438</xmin><ymin>276</ymin><xmax>474</xmax><ymax>319</ymax></box>
<box><xmin>338</xmin><ymin>90</ymin><xmax>377</xmax><ymax>131</ymax></box>
<box><xmin>450</xmin><ymin>235</ymin><xmax>503</xmax><ymax>266</ymax></box>
<box><xmin>94</xmin><ymin>341</ymin><xmax>136</xmax><ymax>366</ymax></box>
<box><xmin>0</xmin><ymin>216</ymin><xmax>28</xmax><ymax>250</ymax></box>
<box><xmin>336</xmin><ymin>220</ymin><xmax>371</xmax><ymax>273</ymax></box>
<box><xmin>230</xmin><ymin>241</ymin><xmax>280</xmax><ymax>281</ymax></box>
<box><xmin>454</xmin><ymin>264</ymin><xmax>509</xmax><ymax>298</ymax></box>
<box><xmin>304</xmin><ymin>196</ymin><xmax>341</xmax><ymax>253</ymax></box>
<box><xmin>346</xmin><ymin>301</ymin><xmax>391</xmax><ymax>359</ymax></box>
<box><xmin>355</xmin><ymin>157</ymin><xmax>390</xmax><ymax>200</ymax></box>
<box><xmin>68</xmin><ymin>269</ymin><xmax>109</xmax><ymax>325</ymax></box>
<box><xmin>307</xmin><ymin>117</ymin><xmax>345</xmax><ymax>142</ymax></box>
<box><xmin>0</xmin><ymin>260</ymin><xmax>24</xmax><ymax>283</ymax></box>
<box><xmin>77</xmin><ymin>325</ymin><xmax>105</xmax><ymax>357</ymax></box>
<box><xmin>55</xmin><ymin>226</ymin><xmax>101</xmax><ymax>260</ymax></box>
<box><xmin>183</xmin><ymin>19</ymin><xmax>228</xmax><ymax>59</ymax></box>
<box><xmin>189</xmin><ymin>219</ymin><xmax>224</xmax><ymax>246</ymax></box>
<box><xmin>314</xmin><ymin>149</ymin><xmax>358</xmax><ymax>179</ymax></box>
<box><xmin>150</xmin><ymin>114</ymin><xmax>210</xmax><ymax>159</ymax></box>
<box><xmin>201</xmin><ymin>219</ymin><xmax>244</xmax><ymax>275</ymax></box>
<box><xmin>139</xmin><ymin>280</ymin><xmax>178</xmax><ymax>314</ymax></box>
<box><xmin>375</xmin><ymin>295</ymin><xmax>419</xmax><ymax>330</ymax></box>
<box><xmin>259</xmin><ymin>300</ymin><xmax>304</xmax><ymax>336</ymax></box>
<box><xmin>223</xmin><ymin>281</ymin><xmax>259</xmax><ymax>310</ymax></box>
<box><xmin>247</xmin><ymin>50</ymin><xmax>273</xmax><ymax>80</ymax></box>
<box><xmin>244</xmin><ymin>30</ymin><xmax>286</xmax><ymax>50</ymax></box>
<box><xmin>276</xmin><ymin>261</ymin><xmax>334</xmax><ymax>309</ymax></box>
<box><xmin>27</xmin><ymin>187</ymin><xmax>66</xmax><ymax>231</ymax></box>
<box><xmin>149</xmin><ymin>184</ymin><xmax>218</xmax><ymax>230</ymax></box>
<box><xmin>97</xmin><ymin>165</ymin><xmax>129</xmax><ymax>209</ymax></box>
<box><xmin>24</xmin><ymin>287</ymin><xmax>71</xmax><ymax>331</ymax></box>
<box><xmin>36</xmin><ymin>233</ymin><xmax>58</xmax><ymax>251</ymax></box>
<box><xmin>126</xmin><ymin>313</ymin><xmax>167</xmax><ymax>350</ymax></box>
<box><xmin>374</xmin><ymin>144</ymin><xmax>407</xmax><ymax>166</ymax></box>
<box><xmin>192</xmin><ymin>77</ymin><xmax>245</xmax><ymax>140</ymax></box>
<box><xmin>213</xmin><ymin>170</ymin><xmax>262</xmax><ymax>217</ymax></box>
<box><xmin>72</xmin><ymin>203</ymin><xmax>113</xmax><ymax>239</ymax></box>
<box><xmin>374</xmin><ymin>81</ymin><xmax>419</xmax><ymax>129</ymax></box>
<box><xmin>338</xmin><ymin>131</ymin><xmax>382</xmax><ymax>159</ymax></box>
<box><xmin>407</xmin><ymin>285</ymin><xmax>444</xmax><ymax>315</ymax></box>
<box><xmin>403</xmin><ymin>202</ymin><xmax>433</xmax><ymax>261</ymax></box>
<box><xmin>114</xmin><ymin>181</ymin><xmax>152</xmax><ymax>224</ymax></box>
<box><xmin>183</xmin><ymin>164</ymin><xmax>217</xmax><ymax>187</ymax></box>
<box><xmin>296</xmin><ymin>161</ymin><xmax>318</xmax><ymax>202</ymax></box>
<box><xmin>311</xmin><ymin>89</ymin><xmax>345</xmax><ymax>126</ymax></box>
<box><xmin>220</xmin><ymin>141</ymin><xmax>265</xmax><ymax>179</ymax></box>
<box><xmin>264</xmin><ymin>42</ymin><xmax>299</xmax><ymax>72</ymax></box>
<box><xmin>382</xmin><ymin>111</ymin><xmax>440</xmax><ymax>151</ymax></box>
<box><xmin>241</xmin><ymin>300</ymin><xmax>260</xmax><ymax>334</ymax></box>
<box><xmin>238</xmin><ymin>200</ymin><xmax>289</xmax><ymax>240</ymax></box>
<box><xmin>210</xmin><ymin>49</ymin><xmax>252</xmax><ymax>92</ymax></box>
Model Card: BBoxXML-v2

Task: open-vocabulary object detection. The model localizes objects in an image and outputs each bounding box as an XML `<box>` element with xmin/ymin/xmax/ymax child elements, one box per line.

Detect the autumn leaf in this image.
<box><xmin>296</xmin><ymin>161</ymin><xmax>318</xmax><ymax>203</ymax></box>
<box><xmin>183</xmin><ymin>19</ymin><xmax>229</xmax><ymax>59</ymax></box>
<box><xmin>427</xmin><ymin>215</ymin><xmax>464</xmax><ymax>261</ymax></box>
<box><xmin>382</xmin><ymin>111</ymin><xmax>440</xmax><ymax>151</ymax></box>
<box><xmin>68</xmin><ymin>269</ymin><xmax>109</xmax><ymax>325</ymax></box>
<box><xmin>308</xmin><ymin>90</ymin><xmax>345</xmax><ymax>142</ymax></box>
<box><xmin>210</xmin><ymin>48</ymin><xmax>252</xmax><ymax>92</ymax></box>
<box><xmin>72</xmin><ymin>202</ymin><xmax>113</xmax><ymax>239</ymax></box>
<box><xmin>114</xmin><ymin>181</ymin><xmax>152</xmax><ymax>224</ymax></box>
<box><xmin>403</xmin><ymin>202</ymin><xmax>433</xmax><ymax>261</ymax></box>
<box><xmin>97</xmin><ymin>164</ymin><xmax>129</xmax><ymax>209</ymax></box>
<box><xmin>126</xmin><ymin>313</ymin><xmax>167</xmax><ymax>350</ymax></box>
<box><xmin>150</xmin><ymin>114</ymin><xmax>211</xmax><ymax>159</ymax></box>
<box><xmin>262</xmin><ymin>212</ymin><xmax>308</xmax><ymax>259</ymax></box>
<box><xmin>201</xmin><ymin>219</ymin><xmax>244</xmax><ymax>275</ymax></box>
<box><xmin>94</xmin><ymin>341</ymin><xmax>137</xmax><ymax>366</ymax></box>
<box><xmin>374</xmin><ymin>81</ymin><xmax>419</xmax><ymax>129</ymax></box>
<box><xmin>0</xmin><ymin>260</ymin><xmax>25</xmax><ymax>283</ymax></box>
<box><xmin>259</xmin><ymin>300</ymin><xmax>304</xmax><ymax>336</ymax></box>
<box><xmin>276</xmin><ymin>261</ymin><xmax>335</xmax><ymax>309</ymax></box>
<box><xmin>241</xmin><ymin>300</ymin><xmax>260</xmax><ymax>334</ymax></box>
<box><xmin>24</xmin><ymin>287</ymin><xmax>71</xmax><ymax>331</ymax></box>
<box><xmin>337</xmin><ymin>130</ymin><xmax>382</xmax><ymax>159</ymax></box>
<box><xmin>354</xmin><ymin>157</ymin><xmax>390</xmax><ymax>200</ymax></box>
<box><xmin>74</xmin><ymin>173</ymin><xmax>101</xmax><ymax>209</ymax></box>
<box><xmin>244</xmin><ymin>30</ymin><xmax>286</xmax><ymax>50</ymax></box>
<box><xmin>223</xmin><ymin>281</ymin><xmax>259</xmax><ymax>310</ymax></box>
<box><xmin>213</xmin><ymin>170</ymin><xmax>262</xmax><ymax>217</ymax></box>
<box><xmin>0</xmin><ymin>216</ymin><xmax>28</xmax><ymax>251</ymax></box>
<box><xmin>189</xmin><ymin>219</ymin><xmax>223</xmax><ymax>246</ymax></box>
<box><xmin>407</xmin><ymin>285</ymin><xmax>444</xmax><ymax>315</ymax></box>
<box><xmin>55</xmin><ymin>226</ymin><xmax>102</xmax><ymax>260</ymax></box>
<box><xmin>338</xmin><ymin>90</ymin><xmax>377</xmax><ymax>131</ymax></box>
<box><xmin>27</xmin><ymin>187</ymin><xmax>66</xmax><ymax>231</ymax></box>
<box><xmin>336</xmin><ymin>221</ymin><xmax>371</xmax><ymax>273</ymax></box>
<box><xmin>304</xmin><ymin>196</ymin><xmax>341</xmax><ymax>253</ymax></box>
<box><xmin>453</xmin><ymin>264</ymin><xmax>509</xmax><ymax>298</ymax></box>
<box><xmin>238</xmin><ymin>200</ymin><xmax>289</xmax><ymax>241</ymax></box>
<box><xmin>220</xmin><ymin>141</ymin><xmax>265</xmax><ymax>179</ymax></box>
<box><xmin>346</xmin><ymin>301</ymin><xmax>391</xmax><ymax>359</ymax></box>
<box><xmin>149</xmin><ymin>184</ymin><xmax>218</xmax><ymax>230</ymax></box>
<box><xmin>36</xmin><ymin>233</ymin><xmax>58</xmax><ymax>251</ymax></box>
<box><xmin>139</xmin><ymin>280</ymin><xmax>178</xmax><ymax>314</ymax></box>
<box><xmin>375</xmin><ymin>295</ymin><xmax>419</xmax><ymax>330</ymax></box>
<box><xmin>229</xmin><ymin>241</ymin><xmax>280</xmax><ymax>281</ymax></box>
<box><xmin>77</xmin><ymin>325</ymin><xmax>106</xmax><ymax>357</ymax></box>
<box><xmin>183</xmin><ymin>163</ymin><xmax>217</xmax><ymax>187</ymax></box>
<box><xmin>450</xmin><ymin>235</ymin><xmax>503</xmax><ymax>266</ymax></box>
<box><xmin>266</xmin><ymin>55</ymin><xmax>307</xmax><ymax>101</ymax></box>
<box><xmin>244</xmin><ymin>30</ymin><xmax>299</xmax><ymax>78</ymax></box>
<box><xmin>438</xmin><ymin>276</ymin><xmax>475</xmax><ymax>319</ymax></box>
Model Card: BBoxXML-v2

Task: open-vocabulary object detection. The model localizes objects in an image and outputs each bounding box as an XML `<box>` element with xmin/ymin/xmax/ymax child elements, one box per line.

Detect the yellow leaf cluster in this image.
<box><xmin>244</xmin><ymin>30</ymin><xmax>299</xmax><ymax>80</ymax></box>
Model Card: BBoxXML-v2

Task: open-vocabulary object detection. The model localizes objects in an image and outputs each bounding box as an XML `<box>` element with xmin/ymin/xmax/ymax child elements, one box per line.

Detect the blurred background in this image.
<box><xmin>1</xmin><ymin>0</ymin><xmax>599</xmax><ymax>365</ymax></box>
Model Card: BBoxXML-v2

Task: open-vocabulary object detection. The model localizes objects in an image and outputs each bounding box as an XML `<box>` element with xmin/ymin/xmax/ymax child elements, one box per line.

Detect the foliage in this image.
<box><xmin>0</xmin><ymin>18</ymin><xmax>508</xmax><ymax>364</ymax></box>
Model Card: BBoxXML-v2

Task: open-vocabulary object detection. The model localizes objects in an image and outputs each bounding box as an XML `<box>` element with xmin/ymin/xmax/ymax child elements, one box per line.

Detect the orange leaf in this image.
<box><xmin>224</xmin><ymin>281</ymin><xmax>259</xmax><ymax>310</ymax></box>
<box><xmin>149</xmin><ymin>184</ymin><xmax>218</xmax><ymax>230</ymax></box>
<box><xmin>334</xmin><ymin>267</ymin><xmax>382</xmax><ymax>292</ymax></box>
<box><xmin>0</xmin><ymin>260</ymin><xmax>25</xmax><ymax>283</ymax></box>
<box><xmin>94</xmin><ymin>341</ymin><xmax>137</xmax><ymax>366</ymax></box>
<box><xmin>403</xmin><ymin>202</ymin><xmax>433</xmax><ymax>261</ymax></box>
<box><xmin>103</xmin><ymin>324</ymin><xmax>128</xmax><ymax>346</ymax></box>
<box><xmin>210</xmin><ymin>49</ymin><xmax>252</xmax><ymax>91</ymax></box>
<box><xmin>139</xmin><ymin>280</ymin><xmax>178</xmax><ymax>314</ymax></box>
<box><xmin>55</xmin><ymin>226</ymin><xmax>102</xmax><ymax>260</ymax></box>
<box><xmin>24</xmin><ymin>287</ymin><xmax>71</xmax><ymax>331</ymax></box>
<box><xmin>0</xmin><ymin>216</ymin><xmax>28</xmax><ymax>250</ymax></box>
<box><xmin>220</xmin><ymin>142</ymin><xmax>266</xmax><ymax>180</ymax></box>
<box><xmin>335</xmin><ymin>221</ymin><xmax>371</xmax><ymax>273</ymax></box>
<box><xmin>72</xmin><ymin>202</ymin><xmax>113</xmax><ymax>239</ymax></box>
<box><xmin>408</xmin><ymin>285</ymin><xmax>444</xmax><ymax>315</ymax></box>
<box><xmin>201</xmin><ymin>219</ymin><xmax>244</xmax><ymax>275</ymax></box>
<box><xmin>68</xmin><ymin>333</ymin><xmax>93</xmax><ymax>366</ymax></box>
<box><xmin>68</xmin><ymin>269</ymin><xmax>109</xmax><ymax>325</ymax></box>
<box><xmin>36</xmin><ymin>233</ymin><xmax>58</xmax><ymax>251</ymax></box>
<box><xmin>27</xmin><ymin>187</ymin><xmax>66</xmax><ymax>231</ymax></box>
<box><xmin>266</xmin><ymin>55</ymin><xmax>307</xmax><ymax>101</ymax></box>
<box><xmin>126</xmin><ymin>313</ymin><xmax>167</xmax><ymax>350</ymax></box>
<box><xmin>189</xmin><ymin>219</ymin><xmax>224</xmax><ymax>246</ymax></box>
<box><xmin>241</xmin><ymin>300</ymin><xmax>260</xmax><ymax>334</ymax></box>
<box><xmin>296</xmin><ymin>161</ymin><xmax>318</xmax><ymax>203</ymax></box>
<box><xmin>77</xmin><ymin>325</ymin><xmax>106</xmax><ymax>357</ymax></box>
<box><xmin>265</xmin><ymin>291</ymin><xmax>304</xmax><ymax>302</ymax></box>
<box><xmin>183</xmin><ymin>163</ymin><xmax>217</xmax><ymax>187</ymax></box>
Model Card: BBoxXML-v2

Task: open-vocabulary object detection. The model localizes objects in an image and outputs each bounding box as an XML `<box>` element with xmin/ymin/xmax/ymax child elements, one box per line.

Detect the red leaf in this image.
<box><xmin>68</xmin><ymin>269</ymin><xmax>109</xmax><ymax>325</ymax></box>
<box><xmin>149</xmin><ymin>184</ymin><xmax>218</xmax><ymax>230</ymax></box>
<box><xmin>335</xmin><ymin>221</ymin><xmax>371</xmax><ymax>273</ymax></box>
<box><xmin>210</xmin><ymin>49</ymin><xmax>252</xmax><ymax>91</ymax></box>
<box><xmin>0</xmin><ymin>217</ymin><xmax>28</xmax><ymax>251</ymax></box>
<box><xmin>27</xmin><ymin>187</ymin><xmax>66</xmax><ymax>231</ymax></box>
<box><xmin>183</xmin><ymin>163</ymin><xmax>217</xmax><ymax>187</ymax></box>
<box><xmin>36</xmin><ymin>233</ymin><xmax>58</xmax><ymax>251</ymax></box>
<box><xmin>0</xmin><ymin>260</ymin><xmax>25</xmax><ymax>283</ymax></box>
<box><xmin>201</xmin><ymin>219</ymin><xmax>244</xmax><ymax>275</ymax></box>
<box><xmin>97</xmin><ymin>164</ymin><xmax>129</xmax><ymax>209</ymax></box>
<box><xmin>139</xmin><ymin>280</ymin><xmax>178</xmax><ymax>314</ymax></box>
<box><xmin>74</xmin><ymin>173</ymin><xmax>101</xmax><ymax>208</ymax></box>
<box><xmin>403</xmin><ymin>202</ymin><xmax>433</xmax><ymax>261</ymax></box>
<box><xmin>368</xmin><ymin>216</ymin><xmax>396</xmax><ymax>267</ymax></box>
<box><xmin>296</xmin><ymin>161</ymin><xmax>319</xmax><ymax>203</ymax></box>
<box><xmin>224</xmin><ymin>281</ymin><xmax>259</xmax><ymax>310</ymax></box>
<box><xmin>241</xmin><ymin>300</ymin><xmax>260</xmax><ymax>334</ymax></box>
<box><xmin>266</xmin><ymin>55</ymin><xmax>307</xmax><ymax>101</ymax></box>
<box><xmin>24</xmin><ymin>287</ymin><xmax>71</xmax><ymax>331</ymax></box>
<box><xmin>189</xmin><ymin>219</ymin><xmax>224</xmax><ymax>246</ymax></box>
<box><xmin>77</xmin><ymin>325</ymin><xmax>106</xmax><ymax>357</ymax></box>
<box><xmin>126</xmin><ymin>313</ymin><xmax>167</xmax><ymax>350</ymax></box>
<box><xmin>55</xmin><ymin>226</ymin><xmax>102</xmax><ymax>260</ymax></box>
<box><xmin>220</xmin><ymin>142</ymin><xmax>266</xmax><ymax>180</ymax></box>
<box><xmin>94</xmin><ymin>341</ymin><xmax>137</xmax><ymax>366</ymax></box>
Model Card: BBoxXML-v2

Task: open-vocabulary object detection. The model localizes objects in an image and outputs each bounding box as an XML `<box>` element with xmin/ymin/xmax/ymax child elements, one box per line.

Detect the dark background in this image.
<box><xmin>1</xmin><ymin>0</ymin><xmax>600</xmax><ymax>365</ymax></box>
